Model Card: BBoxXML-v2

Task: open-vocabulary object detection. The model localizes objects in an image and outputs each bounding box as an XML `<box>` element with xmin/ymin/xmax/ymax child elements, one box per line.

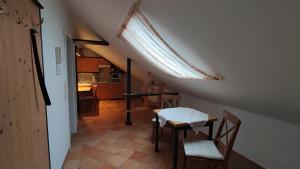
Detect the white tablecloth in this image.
<box><xmin>158</xmin><ymin>107</ymin><xmax>208</xmax><ymax>133</ymax></box>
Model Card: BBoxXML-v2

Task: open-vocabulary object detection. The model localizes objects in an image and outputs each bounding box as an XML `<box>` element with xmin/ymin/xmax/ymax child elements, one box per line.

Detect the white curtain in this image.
<box><xmin>121</xmin><ymin>10</ymin><xmax>207</xmax><ymax>79</ymax></box>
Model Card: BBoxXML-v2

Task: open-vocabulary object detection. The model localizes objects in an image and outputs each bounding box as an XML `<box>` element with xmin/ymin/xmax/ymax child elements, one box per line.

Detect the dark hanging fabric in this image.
<box><xmin>30</xmin><ymin>28</ymin><xmax>51</xmax><ymax>105</ymax></box>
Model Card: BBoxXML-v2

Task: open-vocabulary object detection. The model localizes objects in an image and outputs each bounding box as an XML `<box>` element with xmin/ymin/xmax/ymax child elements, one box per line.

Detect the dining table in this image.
<box><xmin>153</xmin><ymin>108</ymin><xmax>218</xmax><ymax>169</ymax></box>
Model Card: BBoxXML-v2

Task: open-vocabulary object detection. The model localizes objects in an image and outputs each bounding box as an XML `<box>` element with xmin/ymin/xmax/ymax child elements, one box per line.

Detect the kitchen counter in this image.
<box><xmin>78</xmin><ymin>82</ymin><xmax>93</xmax><ymax>92</ymax></box>
<box><xmin>78</xmin><ymin>86</ymin><xmax>91</xmax><ymax>92</ymax></box>
<box><xmin>77</xmin><ymin>82</ymin><xmax>124</xmax><ymax>99</ymax></box>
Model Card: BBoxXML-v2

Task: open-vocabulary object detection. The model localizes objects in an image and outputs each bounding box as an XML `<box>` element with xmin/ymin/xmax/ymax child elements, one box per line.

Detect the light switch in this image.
<box><xmin>55</xmin><ymin>47</ymin><xmax>62</xmax><ymax>76</ymax></box>
<box><xmin>55</xmin><ymin>47</ymin><xmax>62</xmax><ymax>65</ymax></box>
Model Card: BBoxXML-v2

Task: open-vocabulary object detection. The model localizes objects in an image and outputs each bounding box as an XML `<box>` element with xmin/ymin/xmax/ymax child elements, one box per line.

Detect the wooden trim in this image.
<box><xmin>77</xmin><ymin>56</ymin><xmax>105</xmax><ymax>59</ymax></box>
<box><xmin>116</xmin><ymin>0</ymin><xmax>141</xmax><ymax>38</ymax></box>
<box><xmin>135</xmin><ymin>9</ymin><xmax>223</xmax><ymax>80</ymax></box>
<box><xmin>116</xmin><ymin>2</ymin><xmax>223</xmax><ymax>80</ymax></box>
<box><xmin>73</xmin><ymin>39</ymin><xmax>109</xmax><ymax>46</ymax></box>
<box><xmin>32</xmin><ymin>0</ymin><xmax>44</xmax><ymax>9</ymax></box>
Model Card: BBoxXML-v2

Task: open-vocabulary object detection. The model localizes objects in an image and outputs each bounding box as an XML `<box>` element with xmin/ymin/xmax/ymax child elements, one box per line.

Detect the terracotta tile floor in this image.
<box><xmin>62</xmin><ymin>99</ymin><xmax>264</xmax><ymax>169</ymax></box>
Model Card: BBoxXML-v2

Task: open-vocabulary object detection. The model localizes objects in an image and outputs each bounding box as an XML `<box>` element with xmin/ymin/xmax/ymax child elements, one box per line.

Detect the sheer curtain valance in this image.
<box><xmin>117</xmin><ymin>1</ymin><xmax>223</xmax><ymax>80</ymax></box>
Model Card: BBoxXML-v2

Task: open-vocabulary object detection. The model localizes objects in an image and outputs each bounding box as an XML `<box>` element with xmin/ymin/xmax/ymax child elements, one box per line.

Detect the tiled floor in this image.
<box><xmin>63</xmin><ymin>99</ymin><xmax>264</xmax><ymax>169</ymax></box>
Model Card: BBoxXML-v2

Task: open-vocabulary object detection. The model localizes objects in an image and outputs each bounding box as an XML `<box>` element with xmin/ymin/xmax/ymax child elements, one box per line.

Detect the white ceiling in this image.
<box><xmin>64</xmin><ymin>0</ymin><xmax>300</xmax><ymax>124</ymax></box>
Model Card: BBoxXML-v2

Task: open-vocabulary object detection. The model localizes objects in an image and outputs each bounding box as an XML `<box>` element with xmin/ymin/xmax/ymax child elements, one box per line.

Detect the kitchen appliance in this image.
<box><xmin>111</xmin><ymin>73</ymin><xmax>121</xmax><ymax>79</ymax></box>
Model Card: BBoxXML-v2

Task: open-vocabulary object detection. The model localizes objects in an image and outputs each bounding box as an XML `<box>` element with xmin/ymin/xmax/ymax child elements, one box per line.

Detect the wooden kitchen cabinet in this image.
<box><xmin>111</xmin><ymin>83</ymin><xmax>124</xmax><ymax>98</ymax></box>
<box><xmin>77</xmin><ymin>57</ymin><xmax>101</xmax><ymax>72</ymax></box>
<box><xmin>96</xmin><ymin>83</ymin><xmax>124</xmax><ymax>100</ymax></box>
<box><xmin>98</xmin><ymin>58</ymin><xmax>110</xmax><ymax>65</ymax></box>
<box><xmin>97</xmin><ymin>83</ymin><xmax>111</xmax><ymax>99</ymax></box>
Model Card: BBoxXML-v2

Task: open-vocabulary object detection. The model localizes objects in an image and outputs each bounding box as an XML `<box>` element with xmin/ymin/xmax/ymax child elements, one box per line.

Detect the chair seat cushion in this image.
<box><xmin>183</xmin><ymin>139</ymin><xmax>224</xmax><ymax>160</ymax></box>
<box><xmin>152</xmin><ymin>118</ymin><xmax>162</xmax><ymax>122</ymax></box>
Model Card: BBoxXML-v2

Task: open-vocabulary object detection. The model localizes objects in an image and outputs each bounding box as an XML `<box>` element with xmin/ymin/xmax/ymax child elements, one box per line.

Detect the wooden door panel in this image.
<box><xmin>0</xmin><ymin>0</ymin><xmax>50</xmax><ymax>169</ymax></box>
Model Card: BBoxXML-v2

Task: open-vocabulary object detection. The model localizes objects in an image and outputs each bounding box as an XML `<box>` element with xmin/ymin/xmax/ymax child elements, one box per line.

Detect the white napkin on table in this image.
<box><xmin>158</xmin><ymin>107</ymin><xmax>208</xmax><ymax>133</ymax></box>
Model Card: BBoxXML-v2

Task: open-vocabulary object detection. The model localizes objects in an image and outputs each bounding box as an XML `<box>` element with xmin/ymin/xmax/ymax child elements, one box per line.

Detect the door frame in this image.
<box><xmin>66</xmin><ymin>35</ymin><xmax>78</xmax><ymax>134</ymax></box>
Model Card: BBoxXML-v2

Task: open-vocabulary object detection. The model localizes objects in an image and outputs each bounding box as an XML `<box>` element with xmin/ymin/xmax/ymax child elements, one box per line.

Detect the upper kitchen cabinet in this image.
<box><xmin>98</xmin><ymin>58</ymin><xmax>110</xmax><ymax>65</ymax></box>
<box><xmin>77</xmin><ymin>57</ymin><xmax>110</xmax><ymax>72</ymax></box>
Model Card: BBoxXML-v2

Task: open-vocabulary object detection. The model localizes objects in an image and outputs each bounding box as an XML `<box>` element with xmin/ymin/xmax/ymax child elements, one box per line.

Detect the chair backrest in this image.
<box><xmin>214</xmin><ymin>110</ymin><xmax>241</xmax><ymax>162</ymax></box>
<box><xmin>87</xmin><ymin>84</ymin><xmax>98</xmax><ymax>98</ymax></box>
<box><xmin>91</xmin><ymin>85</ymin><xmax>98</xmax><ymax>97</ymax></box>
<box><xmin>161</xmin><ymin>94</ymin><xmax>180</xmax><ymax>108</ymax></box>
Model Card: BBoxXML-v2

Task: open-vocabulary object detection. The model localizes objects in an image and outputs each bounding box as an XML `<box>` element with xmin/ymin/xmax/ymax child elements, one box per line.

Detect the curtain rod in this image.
<box><xmin>116</xmin><ymin>0</ymin><xmax>141</xmax><ymax>38</ymax></box>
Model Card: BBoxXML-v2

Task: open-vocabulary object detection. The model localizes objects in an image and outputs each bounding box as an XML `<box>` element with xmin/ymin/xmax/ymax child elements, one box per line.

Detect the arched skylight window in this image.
<box><xmin>117</xmin><ymin>2</ymin><xmax>222</xmax><ymax>80</ymax></box>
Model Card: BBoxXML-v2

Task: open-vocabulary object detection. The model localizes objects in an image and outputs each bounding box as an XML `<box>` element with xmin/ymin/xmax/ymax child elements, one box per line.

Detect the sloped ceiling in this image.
<box><xmin>64</xmin><ymin>0</ymin><xmax>300</xmax><ymax>124</ymax></box>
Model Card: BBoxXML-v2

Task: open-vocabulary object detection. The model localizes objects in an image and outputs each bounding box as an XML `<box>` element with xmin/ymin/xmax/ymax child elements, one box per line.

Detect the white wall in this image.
<box><xmin>180</xmin><ymin>94</ymin><xmax>300</xmax><ymax>169</ymax></box>
<box><xmin>65</xmin><ymin>0</ymin><xmax>300</xmax><ymax>124</ymax></box>
<box><xmin>39</xmin><ymin>0</ymin><xmax>74</xmax><ymax>168</ymax></box>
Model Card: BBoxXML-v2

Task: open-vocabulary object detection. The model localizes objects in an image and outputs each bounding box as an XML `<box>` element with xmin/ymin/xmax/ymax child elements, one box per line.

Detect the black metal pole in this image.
<box><xmin>125</xmin><ymin>58</ymin><xmax>132</xmax><ymax>125</ymax></box>
<box><xmin>208</xmin><ymin>122</ymin><xmax>213</xmax><ymax>140</ymax></box>
<box><xmin>184</xmin><ymin>128</ymin><xmax>187</xmax><ymax>138</ymax></box>
<box><xmin>172</xmin><ymin>128</ymin><xmax>179</xmax><ymax>169</ymax></box>
<box><xmin>155</xmin><ymin>114</ymin><xmax>159</xmax><ymax>152</ymax></box>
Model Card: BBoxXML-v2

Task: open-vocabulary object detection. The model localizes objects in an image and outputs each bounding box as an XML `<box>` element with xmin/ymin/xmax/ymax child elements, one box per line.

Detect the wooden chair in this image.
<box><xmin>152</xmin><ymin>94</ymin><xmax>180</xmax><ymax>143</ymax></box>
<box><xmin>78</xmin><ymin>85</ymin><xmax>99</xmax><ymax>116</ymax></box>
<box><xmin>182</xmin><ymin>110</ymin><xmax>241</xmax><ymax>169</ymax></box>
<box><xmin>160</xmin><ymin>94</ymin><xmax>180</xmax><ymax>108</ymax></box>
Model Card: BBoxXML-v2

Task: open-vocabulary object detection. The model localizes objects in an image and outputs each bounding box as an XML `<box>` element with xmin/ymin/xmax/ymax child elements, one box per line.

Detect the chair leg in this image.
<box><xmin>222</xmin><ymin>164</ymin><xmax>228</xmax><ymax>169</ymax></box>
<box><xmin>152</xmin><ymin>123</ymin><xmax>164</xmax><ymax>143</ymax></box>
<box><xmin>183</xmin><ymin>156</ymin><xmax>187</xmax><ymax>169</ymax></box>
<box><xmin>184</xmin><ymin>128</ymin><xmax>187</xmax><ymax>138</ymax></box>
<box><xmin>152</xmin><ymin>124</ymin><xmax>155</xmax><ymax>143</ymax></box>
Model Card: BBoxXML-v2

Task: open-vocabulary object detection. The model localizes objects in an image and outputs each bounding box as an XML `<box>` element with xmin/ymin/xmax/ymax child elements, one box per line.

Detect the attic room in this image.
<box><xmin>0</xmin><ymin>0</ymin><xmax>299</xmax><ymax>169</ymax></box>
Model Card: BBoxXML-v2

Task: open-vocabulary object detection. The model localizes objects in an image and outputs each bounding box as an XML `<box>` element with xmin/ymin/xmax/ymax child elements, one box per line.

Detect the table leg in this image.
<box><xmin>172</xmin><ymin>127</ymin><xmax>179</xmax><ymax>169</ymax></box>
<box><xmin>155</xmin><ymin>114</ymin><xmax>159</xmax><ymax>152</ymax></box>
<box><xmin>208</xmin><ymin>122</ymin><xmax>214</xmax><ymax>140</ymax></box>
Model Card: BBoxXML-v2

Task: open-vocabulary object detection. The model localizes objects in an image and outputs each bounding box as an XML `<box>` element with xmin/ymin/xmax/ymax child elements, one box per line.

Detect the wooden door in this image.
<box><xmin>0</xmin><ymin>0</ymin><xmax>50</xmax><ymax>169</ymax></box>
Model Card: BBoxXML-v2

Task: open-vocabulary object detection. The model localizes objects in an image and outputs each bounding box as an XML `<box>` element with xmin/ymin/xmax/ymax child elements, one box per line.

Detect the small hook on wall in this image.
<box><xmin>32</xmin><ymin>17</ymin><xmax>43</xmax><ymax>29</ymax></box>
<box><xmin>14</xmin><ymin>11</ymin><xmax>29</xmax><ymax>28</ymax></box>
<box><xmin>0</xmin><ymin>0</ymin><xmax>11</xmax><ymax>16</ymax></box>
<box><xmin>31</xmin><ymin>17</ymin><xmax>44</xmax><ymax>33</ymax></box>
<box><xmin>1</xmin><ymin>0</ymin><xmax>44</xmax><ymax>30</ymax></box>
